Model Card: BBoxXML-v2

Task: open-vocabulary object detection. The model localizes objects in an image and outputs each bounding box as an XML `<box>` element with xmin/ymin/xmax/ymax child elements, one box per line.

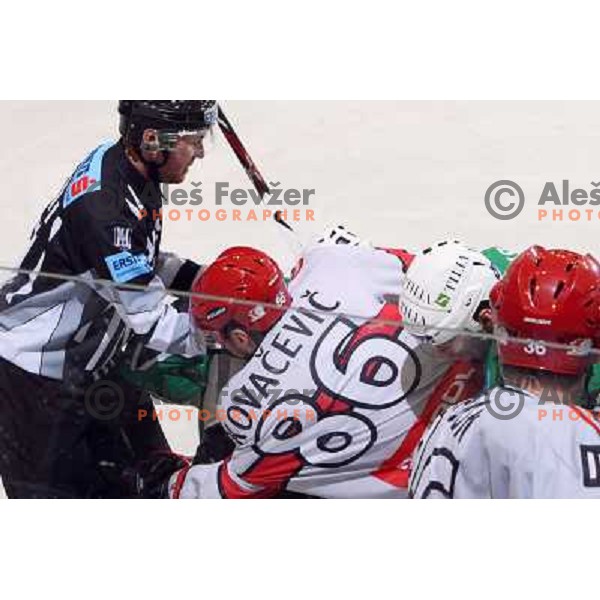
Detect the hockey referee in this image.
<box><xmin>0</xmin><ymin>101</ymin><xmax>214</xmax><ymax>498</ymax></box>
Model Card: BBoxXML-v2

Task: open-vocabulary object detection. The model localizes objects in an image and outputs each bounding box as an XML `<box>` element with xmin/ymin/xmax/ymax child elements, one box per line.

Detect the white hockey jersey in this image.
<box><xmin>409</xmin><ymin>386</ymin><xmax>600</xmax><ymax>499</ymax></box>
<box><xmin>171</xmin><ymin>244</ymin><xmax>484</xmax><ymax>498</ymax></box>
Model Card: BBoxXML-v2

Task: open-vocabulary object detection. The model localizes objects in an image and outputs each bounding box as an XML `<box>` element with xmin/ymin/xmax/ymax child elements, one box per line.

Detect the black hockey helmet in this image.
<box><xmin>118</xmin><ymin>100</ymin><xmax>218</xmax><ymax>147</ymax></box>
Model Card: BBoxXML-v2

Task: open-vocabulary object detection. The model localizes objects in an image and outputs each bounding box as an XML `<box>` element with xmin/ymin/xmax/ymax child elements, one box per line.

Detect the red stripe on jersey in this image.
<box><xmin>570</xmin><ymin>405</ymin><xmax>600</xmax><ymax>437</ymax></box>
<box><xmin>218</xmin><ymin>462</ymin><xmax>273</xmax><ymax>499</ymax></box>
<box><xmin>243</xmin><ymin>452</ymin><xmax>305</xmax><ymax>488</ymax></box>
<box><xmin>314</xmin><ymin>303</ymin><xmax>402</xmax><ymax>414</ymax></box>
<box><xmin>169</xmin><ymin>465</ymin><xmax>191</xmax><ymax>499</ymax></box>
<box><xmin>315</xmin><ymin>391</ymin><xmax>351</xmax><ymax>414</ymax></box>
<box><xmin>378</xmin><ymin>247</ymin><xmax>415</xmax><ymax>272</ymax></box>
<box><xmin>358</xmin><ymin>302</ymin><xmax>403</xmax><ymax>333</ymax></box>
<box><xmin>372</xmin><ymin>360</ymin><xmax>483</xmax><ymax>489</ymax></box>
<box><xmin>218</xmin><ymin>453</ymin><xmax>305</xmax><ymax>499</ymax></box>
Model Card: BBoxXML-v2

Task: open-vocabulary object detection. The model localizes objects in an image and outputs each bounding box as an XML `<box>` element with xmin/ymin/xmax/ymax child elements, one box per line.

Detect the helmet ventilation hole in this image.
<box><xmin>554</xmin><ymin>281</ymin><xmax>565</xmax><ymax>299</ymax></box>
<box><xmin>529</xmin><ymin>277</ymin><xmax>537</xmax><ymax>301</ymax></box>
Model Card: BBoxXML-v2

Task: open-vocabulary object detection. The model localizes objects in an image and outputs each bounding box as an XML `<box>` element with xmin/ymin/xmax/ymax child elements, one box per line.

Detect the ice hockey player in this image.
<box><xmin>168</xmin><ymin>237</ymin><xmax>498</xmax><ymax>498</ymax></box>
<box><xmin>0</xmin><ymin>101</ymin><xmax>216</xmax><ymax>498</ymax></box>
<box><xmin>409</xmin><ymin>246</ymin><xmax>600</xmax><ymax>499</ymax></box>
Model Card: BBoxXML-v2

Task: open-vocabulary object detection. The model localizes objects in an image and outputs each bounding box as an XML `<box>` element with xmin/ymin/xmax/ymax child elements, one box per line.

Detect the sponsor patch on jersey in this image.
<box><xmin>113</xmin><ymin>226</ymin><xmax>132</xmax><ymax>250</ymax></box>
<box><xmin>63</xmin><ymin>141</ymin><xmax>114</xmax><ymax>208</ymax></box>
<box><xmin>105</xmin><ymin>251</ymin><xmax>152</xmax><ymax>282</ymax></box>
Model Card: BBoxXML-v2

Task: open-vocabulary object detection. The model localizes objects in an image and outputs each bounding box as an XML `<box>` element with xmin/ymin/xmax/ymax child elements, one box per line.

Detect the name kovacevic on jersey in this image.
<box><xmin>0</xmin><ymin>141</ymin><xmax>201</xmax><ymax>390</ymax></box>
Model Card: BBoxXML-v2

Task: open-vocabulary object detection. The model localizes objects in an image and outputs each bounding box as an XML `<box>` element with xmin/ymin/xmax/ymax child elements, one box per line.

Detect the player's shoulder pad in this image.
<box><xmin>61</xmin><ymin>141</ymin><xmax>115</xmax><ymax>211</ymax></box>
<box><xmin>302</xmin><ymin>240</ymin><xmax>399</xmax><ymax>265</ymax></box>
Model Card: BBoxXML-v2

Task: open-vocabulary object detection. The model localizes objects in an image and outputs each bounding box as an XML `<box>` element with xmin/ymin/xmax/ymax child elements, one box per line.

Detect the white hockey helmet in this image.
<box><xmin>399</xmin><ymin>240</ymin><xmax>500</xmax><ymax>345</ymax></box>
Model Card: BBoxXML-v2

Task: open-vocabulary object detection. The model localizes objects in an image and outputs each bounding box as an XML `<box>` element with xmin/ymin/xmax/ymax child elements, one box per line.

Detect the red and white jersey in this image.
<box><xmin>172</xmin><ymin>244</ymin><xmax>483</xmax><ymax>499</ymax></box>
<box><xmin>409</xmin><ymin>386</ymin><xmax>600</xmax><ymax>498</ymax></box>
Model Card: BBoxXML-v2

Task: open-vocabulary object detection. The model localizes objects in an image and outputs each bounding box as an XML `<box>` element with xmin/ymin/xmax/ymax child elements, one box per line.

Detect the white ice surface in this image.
<box><xmin>0</xmin><ymin>101</ymin><xmax>598</xmax><ymax>498</ymax></box>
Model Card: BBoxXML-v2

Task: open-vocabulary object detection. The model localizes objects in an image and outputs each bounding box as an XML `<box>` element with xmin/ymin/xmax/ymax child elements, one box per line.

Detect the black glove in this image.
<box><xmin>121</xmin><ymin>451</ymin><xmax>191</xmax><ymax>499</ymax></box>
<box><xmin>193</xmin><ymin>423</ymin><xmax>235</xmax><ymax>465</ymax></box>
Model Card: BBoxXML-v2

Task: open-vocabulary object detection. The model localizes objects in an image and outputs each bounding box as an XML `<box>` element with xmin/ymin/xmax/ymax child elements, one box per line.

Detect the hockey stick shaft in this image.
<box><xmin>217</xmin><ymin>105</ymin><xmax>294</xmax><ymax>232</ymax></box>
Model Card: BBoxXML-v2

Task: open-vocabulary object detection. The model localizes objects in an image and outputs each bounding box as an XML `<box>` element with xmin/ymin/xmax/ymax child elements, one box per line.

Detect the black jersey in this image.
<box><xmin>0</xmin><ymin>140</ymin><xmax>203</xmax><ymax>388</ymax></box>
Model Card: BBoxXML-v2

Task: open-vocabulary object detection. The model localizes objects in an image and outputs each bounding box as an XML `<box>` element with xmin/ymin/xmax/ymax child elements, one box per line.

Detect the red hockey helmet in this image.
<box><xmin>190</xmin><ymin>246</ymin><xmax>291</xmax><ymax>335</ymax></box>
<box><xmin>490</xmin><ymin>246</ymin><xmax>600</xmax><ymax>375</ymax></box>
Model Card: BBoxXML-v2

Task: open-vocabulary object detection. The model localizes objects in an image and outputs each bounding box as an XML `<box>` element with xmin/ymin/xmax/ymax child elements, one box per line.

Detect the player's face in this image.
<box><xmin>221</xmin><ymin>328</ymin><xmax>257</xmax><ymax>359</ymax></box>
<box><xmin>158</xmin><ymin>134</ymin><xmax>206</xmax><ymax>184</ymax></box>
